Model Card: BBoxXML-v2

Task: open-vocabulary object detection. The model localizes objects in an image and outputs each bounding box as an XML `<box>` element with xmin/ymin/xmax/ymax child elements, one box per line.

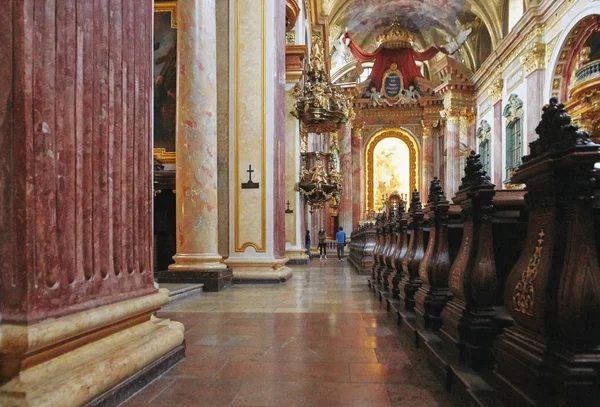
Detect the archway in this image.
<box><xmin>546</xmin><ymin>10</ymin><xmax>600</xmax><ymax>101</ymax></box>
<box><xmin>364</xmin><ymin>129</ymin><xmax>420</xmax><ymax>212</ymax></box>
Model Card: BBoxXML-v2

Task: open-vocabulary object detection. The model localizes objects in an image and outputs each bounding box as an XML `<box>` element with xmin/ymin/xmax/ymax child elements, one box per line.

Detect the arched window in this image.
<box><xmin>477</xmin><ymin>120</ymin><xmax>492</xmax><ymax>176</ymax></box>
<box><xmin>503</xmin><ymin>95</ymin><xmax>524</xmax><ymax>183</ymax></box>
<box><xmin>358</xmin><ymin>67</ymin><xmax>372</xmax><ymax>83</ymax></box>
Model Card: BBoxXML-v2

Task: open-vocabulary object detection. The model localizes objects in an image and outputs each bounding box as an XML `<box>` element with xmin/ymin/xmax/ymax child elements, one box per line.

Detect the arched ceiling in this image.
<box><xmin>326</xmin><ymin>0</ymin><xmax>503</xmax><ymax>56</ymax></box>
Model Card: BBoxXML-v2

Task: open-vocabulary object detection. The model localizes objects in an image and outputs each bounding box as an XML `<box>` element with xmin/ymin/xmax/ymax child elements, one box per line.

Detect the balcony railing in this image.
<box><xmin>575</xmin><ymin>59</ymin><xmax>600</xmax><ymax>84</ymax></box>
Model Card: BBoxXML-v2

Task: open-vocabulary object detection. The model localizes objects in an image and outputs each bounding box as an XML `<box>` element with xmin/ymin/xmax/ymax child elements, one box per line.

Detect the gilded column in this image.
<box><xmin>164</xmin><ymin>0</ymin><xmax>233</xmax><ymax>289</ymax></box>
<box><xmin>351</xmin><ymin>123</ymin><xmax>364</xmax><ymax>225</ymax></box>
<box><xmin>442</xmin><ymin>110</ymin><xmax>462</xmax><ymax>195</ymax></box>
<box><xmin>521</xmin><ymin>42</ymin><xmax>545</xmax><ymax>153</ymax></box>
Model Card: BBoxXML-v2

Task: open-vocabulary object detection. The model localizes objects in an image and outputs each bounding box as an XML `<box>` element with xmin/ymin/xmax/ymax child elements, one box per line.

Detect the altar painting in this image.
<box><xmin>153</xmin><ymin>6</ymin><xmax>177</xmax><ymax>152</ymax></box>
<box><xmin>373</xmin><ymin>137</ymin><xmax>410</xmax><ymax>211</ymax></box>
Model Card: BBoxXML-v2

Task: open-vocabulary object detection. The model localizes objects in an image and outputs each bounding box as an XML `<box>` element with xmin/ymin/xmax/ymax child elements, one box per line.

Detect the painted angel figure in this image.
<box><xmin>370</xmin><ymin>87</ymin><xmax>393</xmax><ymax>107</ymax></box>
<box><xmin>440</xmin><ymin>27</ymin><xmax>472</xmax><ymax>55</ymax></box>
<box><xmin>331</xmin><ymin>31</ymin><xmax>353</xmax><ymax>71</ymax></box>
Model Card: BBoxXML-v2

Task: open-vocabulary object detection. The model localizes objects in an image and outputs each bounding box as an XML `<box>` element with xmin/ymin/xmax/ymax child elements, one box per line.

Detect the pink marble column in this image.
<box><xmin>0</xmin><ymin>0</ymin><xmax>156</xmax><ymax>324</ymax></box>
<box><xmin>0</xmin><ymin>0</ymin><xmax>185</xmax><ymax>400</ymax></box>
<box><xmin>526</xmin><ymin>69</ymin><xmax>544</xmax><ymax>154</ymax></box>
<box><xmin>272</xmin><ymin>0</ymin><xmax>286</xmax><ymax>259</ymax></box>
<box><xmin>339</xmin><ymin>125</ymin><xmax>353</xmax><ymax>232</ymax></box>
<box><xmin>493</xmin><ymin>101</ymin><xmax>503</xmax><ymax>185</ymax></box>
<box><xmin>351</xmin><ymin>125</ymin><xmax>364</xmax><ymax>225</ymax></box>
<box><xmin>421</xmin><ymin>122</ymin><xmax>435</xmax><ymax>203</ymax></box>
<box><xmin>443</xmin><ymin>114</ymin><xmax>461</xmax><ymax>196</ymax></box>
<box><xmin>169</xmin><ymin>0</ymin><xmax>224</xmax><ymax>270</ymax></box>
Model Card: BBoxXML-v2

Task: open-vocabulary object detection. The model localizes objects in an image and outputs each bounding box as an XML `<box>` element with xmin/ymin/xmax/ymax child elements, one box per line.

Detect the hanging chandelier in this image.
<box><xmin>295</xmin><ymin>151</ymin><xmax>342</xmax><ymax>209</ymax></box>
<box><xmin>291</xmin><ymin>34</ymin><xmax>353</xmax><ymax>133</ymax></box>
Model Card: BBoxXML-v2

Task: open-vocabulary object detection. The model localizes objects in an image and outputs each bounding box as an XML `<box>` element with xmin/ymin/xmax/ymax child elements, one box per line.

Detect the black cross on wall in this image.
<box><xmin>241</xmin><ymin>164</ymin><xmax>260</xmax><ymax>189</ymax></box>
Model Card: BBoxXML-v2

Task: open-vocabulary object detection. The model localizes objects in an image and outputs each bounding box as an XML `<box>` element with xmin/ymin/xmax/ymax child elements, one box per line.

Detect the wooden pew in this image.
<box><xmin>494</xmin><ymin>98</ymin><xmax>600</xmax><ymax>406</ymax></box>
<box><xmin>438</xmin><ymin>152</ymin><xmax>528</xmax><ymax>368</ymax></box>
<box><xmin>380</xmin><ymin>211</ymin><xmax>399</xmax><ymax>292</ymax></box>
<box><xmin>398</xmin><ymin>190</ymin><xmax>427</xmax><ymax>312</ymax></box>
<box><xmin>373</xmin><ymin>214</ymin><xmax>389</xmax><ymax>289</ymax></box>
<box><xmin>388</xmin><ymin>201</ymin><xmax>409</xmax><ymax>300</ymax></box>
<box><xmin>349</xmin><ymin>223</ymin><xmax>377</xmax><ymax>274</ymax></box>
<box><xmin>415</xmin><ymin>178</ymin><xmax>453</xmax><ymax>331</ymax></box>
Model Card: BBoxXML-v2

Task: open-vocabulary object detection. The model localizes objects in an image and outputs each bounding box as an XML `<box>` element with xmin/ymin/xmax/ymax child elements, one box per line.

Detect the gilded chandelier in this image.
<box><xmin>291</xmin><ymin>34</ymin><xmax>353</xmax><ymax>133</ymax></box>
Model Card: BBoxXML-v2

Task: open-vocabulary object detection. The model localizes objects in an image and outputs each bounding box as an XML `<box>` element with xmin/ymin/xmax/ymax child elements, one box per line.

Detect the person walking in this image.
<box><xmin>318</xmin><ymin>228</ymin><xmax>327</xmax><ymax>259</ymax></box>
<box><xmin>335</xmin><ymin>227</ymin><xmax>347</xmax><ymax>262</ymax></box>
<box><xmin>305</xmin><ymin>230</ymin><xmax>312</xmax><ymax>260</ymax></box>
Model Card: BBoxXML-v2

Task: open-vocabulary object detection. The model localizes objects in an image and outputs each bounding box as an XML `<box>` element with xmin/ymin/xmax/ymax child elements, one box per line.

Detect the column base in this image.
<box><xmin>285</xmin><ymin>249</ymin><xmax>309</xmax><ymax>265</ymax></box>
<box><xmin>168</xmin><ymin>253</ymin><xmax>227</xmax><ymax>271</ymax></box>
<box><xmin>158</xmin><ymin>269</ymin><xmax>233</xmax><ymax>292</ymax></box>
<box><xmin>87</xmin><ymin>343</ymin><xmax>185</xmax><ymax>407</ymax></box>
<box><xmin>0</xmin><ymin>290</ymin><xmax>185</xmax><ymax>407</ymax></box>
<box><xmin>225</xmin><ymin>257</ymin><xmax>293</xmax><ymax>283</ymax></box>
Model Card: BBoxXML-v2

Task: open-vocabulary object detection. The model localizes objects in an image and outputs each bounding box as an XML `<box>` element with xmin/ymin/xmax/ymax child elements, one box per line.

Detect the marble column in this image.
<box><xmin>421</xmin><ymin>120</ymin><xmax>436</xmax><ymax>203</ymax></box>
<box><xmin>493</xmin><ymin>101</ymin><xmax>503</xmax><ymax>185</ymax></box>
<box><xmin>339</xmin><ymin>124</ymin><xmax>353</xmax><ymax>232</ymax></box>
<box><xmin>225</xmin><ymin>0</ymin><xmax>292</xmax><ymax>282</ymax></box>
<box><xmin>0</xmin><ymin>0</ymin><xmax>184</xmax><ymax>403</ymax></box>
<box><xmin>352</xmin><ymin>124</ymin><xmax>364</xmax><ymax>225</ymax></box>
<box><xmin>162</xmin><ymin>0</ymin><xmax>232</xmax><ymax>290</ymax></box>
<box><xmin>443</xmin><ymin>111</ymin><xmax>462</xmax><ymax>195</ymax></box>
<box><xmin>490</xmin><ymin>79</ymin><xmax>504</xmax><ymax>185</ymax></box>
<box><xmin>525</xmin><ymin>69</ymin><xmax>544</xmax><ymax>154</ymax></box>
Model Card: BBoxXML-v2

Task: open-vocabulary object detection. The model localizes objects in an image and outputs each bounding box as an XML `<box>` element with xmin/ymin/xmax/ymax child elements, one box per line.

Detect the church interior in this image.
<box><xmin>2</xmin><ymin>0</ymin><xmax>600</xmax><ymax>405</ymax></box>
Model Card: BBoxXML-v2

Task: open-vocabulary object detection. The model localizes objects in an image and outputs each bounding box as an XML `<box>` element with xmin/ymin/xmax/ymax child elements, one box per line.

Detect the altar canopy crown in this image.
<box><xmin>376</xmin><ymin>17</ymin><xmax>414</xmax><ymax>49</ymax></box>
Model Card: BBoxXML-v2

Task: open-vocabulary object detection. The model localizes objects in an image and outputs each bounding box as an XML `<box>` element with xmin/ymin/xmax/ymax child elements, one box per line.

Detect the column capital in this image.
<box><xmin>421</xmin><ymin>116</ymin><xmax>440</xmax><ymax>136</ymax></box>
<box><xmin>521</xmin><ymin>42</ymin><xmax>546</xmax><ymax>76</ymax></box>
<box><xmin>352</xmin><ymin>122</ymin><xmax>365</xmax><ymax>139</ymax></box>
<box><xmin>441</xmin><ymin>107</ymin><xmax>471</xmax><ymax>124</ymax></box>
<box><xmin>489</xmin><ymin>77</ymin><xmax>503</xmax><ymax>104</ymax></box>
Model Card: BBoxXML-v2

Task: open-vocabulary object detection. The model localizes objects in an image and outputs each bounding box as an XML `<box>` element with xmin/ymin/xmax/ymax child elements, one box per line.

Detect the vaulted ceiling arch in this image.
<box><xmin>325</xmin><ymin>0</ymin><xmax>503</xmax><ymax>53</ymax></box>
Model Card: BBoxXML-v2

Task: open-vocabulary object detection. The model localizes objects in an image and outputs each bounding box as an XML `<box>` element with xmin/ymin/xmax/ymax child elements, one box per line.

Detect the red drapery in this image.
<box><xmin>343</xmin><ymin>32</ymin><xmax>439</xmax><ymax>91</ymax></box>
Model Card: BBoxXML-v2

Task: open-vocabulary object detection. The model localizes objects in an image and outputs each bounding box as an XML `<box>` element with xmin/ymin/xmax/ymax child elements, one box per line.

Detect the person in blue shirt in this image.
<box><xmin>335</xmin><ymin>227</ymin><xmax>347</xmax><ymax>262</ymax></box>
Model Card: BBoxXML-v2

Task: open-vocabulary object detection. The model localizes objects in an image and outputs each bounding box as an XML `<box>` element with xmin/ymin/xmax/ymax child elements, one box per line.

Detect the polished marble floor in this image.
<box><xmin>123</xmin><ymin>259</ymin><xmax>459</xmax><ymax>407</ymax></box>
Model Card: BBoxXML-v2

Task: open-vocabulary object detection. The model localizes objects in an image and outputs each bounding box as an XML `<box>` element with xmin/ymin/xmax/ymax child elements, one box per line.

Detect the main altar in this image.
<box><xmin>329</xmin><ymin>18</ymin><xmax>476</xmax><ymax>219</ymax></box>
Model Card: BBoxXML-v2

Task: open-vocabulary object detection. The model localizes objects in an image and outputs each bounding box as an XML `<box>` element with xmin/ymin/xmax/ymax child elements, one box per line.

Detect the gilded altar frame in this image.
<box><xmin>364</xmin><ymin>129</ymin><xmax>420</xmax><ymax>211</ymax></box>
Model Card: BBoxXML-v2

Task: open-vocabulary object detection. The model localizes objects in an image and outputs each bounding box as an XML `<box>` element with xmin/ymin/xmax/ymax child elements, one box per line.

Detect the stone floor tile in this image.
<box><xmin>163</xmin><ymin>359</ymin><xmax>228</xmax><ymax>379</ymax></box>
<box><xmin>349</xmin><ymin>362</ymin><xmax>412</xmax><ymax>383</ymax></box>
<box><xmin>151</xmin><ymin>378</ymin><xmax>242</xmax><ymax>406</ymax></box>
<box><xmin>314</xmin><ymin>382</ymin><xmax>392</xmax><ymax>407</ymax></box>
<box><xmin>128</xmin><ymin>260</ymin><xmax>457</xmax><ymax>406</ymax></box>
<box><xmin>386</xmin><ymin>383</ymin><xmax>454</xmax><ymax>407</ymax></box>
<box><xmin>124</xmin><ymin>378</ymin><xmax>174</xmax><ymax>403</ymax></box>
<box><xmin>231</xmin><ymin>381</ymin><xmax>316</xmax><ymax>406</ymax></box>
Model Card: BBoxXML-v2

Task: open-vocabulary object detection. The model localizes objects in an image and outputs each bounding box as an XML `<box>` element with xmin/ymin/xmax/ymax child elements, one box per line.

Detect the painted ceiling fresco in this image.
<box><xmin>331</xmin><ymin>0</ymin><xmax>474</xmax><ymax>51</ymax></box>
